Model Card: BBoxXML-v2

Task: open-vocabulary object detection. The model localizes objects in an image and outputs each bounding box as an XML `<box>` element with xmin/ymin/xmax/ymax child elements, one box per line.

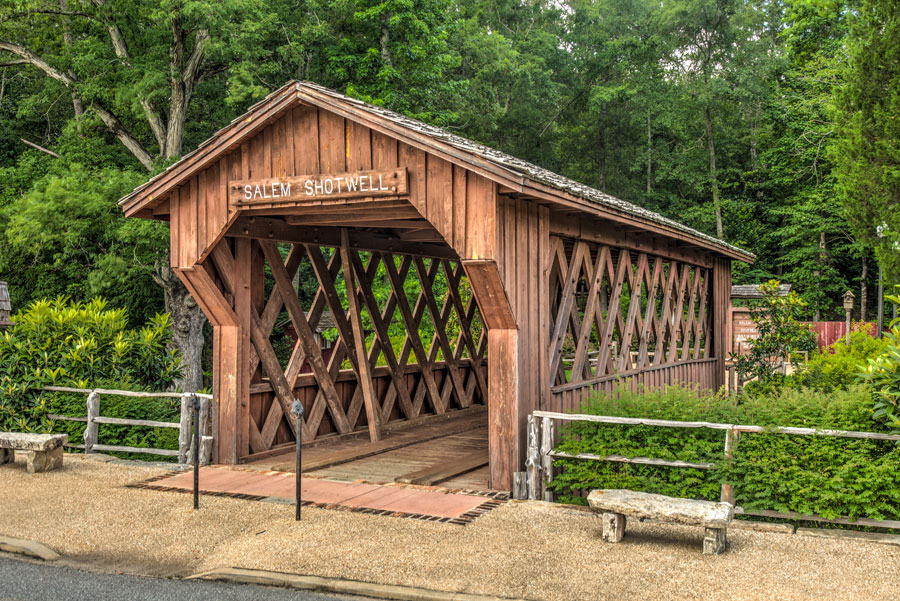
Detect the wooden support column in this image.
<box><xmin>341</xmin><ymin>229</ymin><xmax>382</xmax><ymax>442</ymax></box>
<box><xmin>463</xmin><ymin>260</ymin><xmax>518</xmax><ymax>491</ymax></box>
<box><xmin>712</xmin><ymin>256</ymin><xmax>731</xmax><ymax>390</ymax></box>
<box><xmin>233</xmin><ymin>238</ymin><xmax>253</xmax><ymax>458</ymax></box>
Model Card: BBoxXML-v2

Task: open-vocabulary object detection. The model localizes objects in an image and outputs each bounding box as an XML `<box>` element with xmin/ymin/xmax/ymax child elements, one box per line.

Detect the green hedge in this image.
<box><xmin>548</xmin><ymin>385</ymin><xmax>900</xmax><ymax>521</ymax></box>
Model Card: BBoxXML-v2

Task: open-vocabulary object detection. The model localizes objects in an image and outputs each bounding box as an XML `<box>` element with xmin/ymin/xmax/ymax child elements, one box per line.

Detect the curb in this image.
<box><xmin>797</xmin><ymin>528</ymin><xmax>900</xmax><ymax>546</ymax></box>
<box><xmin>188</xmin><ymin>567</ymin><xmax>530</xmax><ymax>601</ymax></box>
<box><xmin>0</xmin><ymin>536</ymin><xmax>61</xmax><ymax>561</ymax></box>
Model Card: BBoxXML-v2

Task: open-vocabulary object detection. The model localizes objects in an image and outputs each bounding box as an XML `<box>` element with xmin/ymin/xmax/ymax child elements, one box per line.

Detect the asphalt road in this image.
<box><xmin>0</xmin><ymin>556</ymin><xmax>363</xmax><ymax>601</ymax></box>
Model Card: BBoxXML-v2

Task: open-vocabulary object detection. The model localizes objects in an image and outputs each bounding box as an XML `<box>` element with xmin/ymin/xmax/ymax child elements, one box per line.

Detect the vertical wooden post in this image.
<box><xmin>526</xmin><ymin>415</ymin><xmax>540</xmax><ymax>500</ymax></box>
<box><xmin>178</xmin><ymin>393</ymin><xmax>192</xmax><ymax>464</ymax></box>
<box><xmin>341</xmin><ymin>229</ymin><xmax>381</xmax><ymax>442</ymax></box>
<box><xmin>712</xmin><ymin>256</ymin><xmax>731</xmax><ymax>390</ymax></box>
<box><xmin>720</xmin><ymin>428</ymin><xmax>739</xmax><ymax>504</ymax></box>
<box><xmin>214</xmin><ymin>325</ymin><xmax>241</xmax><ymax>463</ymax></box>
<box><xmin>540</xmin><ymin>416</ymin><xmax>555</xmax><ymax>502</ymax></box>
<box><xmin>234</xmin><ymin>238</ymin><xmax>253</xmax><ymax>458</ymax></box>
<box><xmin>488</xmin><ymin>327</ymin><xmax>519</xmax><ymax>491</ymax></box>
<box><xmin>83</xmin><ymin>391</ymin><xmax>99</xmax><ymax>454</ymax></box>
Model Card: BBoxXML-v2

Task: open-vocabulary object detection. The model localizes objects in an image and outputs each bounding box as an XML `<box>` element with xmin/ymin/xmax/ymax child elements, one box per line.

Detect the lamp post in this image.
<box><xmin>291</xmin><ymin>399</ymin><xmax>304</xmax><ymax>521</ymax></box>
<box><xmin>876</xmin><ymin>224</ymin><xmax>887</xmax><ymax>339</ymax></box>
<box><xmin>843</xmin><ymin>291</ymin><xmax>855</xmax><ymax>344</ymax></box>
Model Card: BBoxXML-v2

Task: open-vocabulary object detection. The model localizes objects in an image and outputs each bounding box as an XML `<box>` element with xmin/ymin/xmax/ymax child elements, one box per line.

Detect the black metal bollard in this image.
<box><xmin>192</xmin><ymin>394</ymin><xmax>200</xmax><ymax>510</ymax></box>
<box><xmin>291</xmin><ymin>399</ymin><xmax>304</xmax><ymax>520</ymax></box>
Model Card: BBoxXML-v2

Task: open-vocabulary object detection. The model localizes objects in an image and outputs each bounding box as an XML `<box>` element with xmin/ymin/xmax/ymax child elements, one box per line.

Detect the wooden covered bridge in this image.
<box><xmin>120</xmin><ymin>82</ymin><xmax>753</xmax><ymax>491</ymax></box>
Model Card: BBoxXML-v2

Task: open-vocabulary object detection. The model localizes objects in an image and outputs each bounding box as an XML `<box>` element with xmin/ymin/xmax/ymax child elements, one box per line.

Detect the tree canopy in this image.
<box><xmin>1</xmin><ymin>0</ymin><xmax>898</xmax><ymax>388</ymax></box>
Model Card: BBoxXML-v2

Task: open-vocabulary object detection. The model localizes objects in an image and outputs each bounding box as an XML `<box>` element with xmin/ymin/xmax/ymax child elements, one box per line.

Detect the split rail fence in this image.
<box><xmin>521</xmin><ymin>410</ymin><xmax>900</xmax><ymax>530</ymax></box>
<box><xmin>43</xmin><ymin>386</ymin><xmax>215</xmax><ymax>465</ymax></box>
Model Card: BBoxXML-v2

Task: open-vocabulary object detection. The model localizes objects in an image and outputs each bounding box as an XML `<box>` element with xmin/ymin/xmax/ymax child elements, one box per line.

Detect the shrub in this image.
<box><xmin>548</xmin><ymin>384</ymin><xmax>900</xmax><ymax>521</ymax></box>
<box><xmin>790</xmin><ymin>330</ymin><xmax>888</xmax><ymax>391</ymax></box>
<box><xmin>731</xmin><ymin>280</ymin><xmax>817</xmax><ymax>392</ymax></box>
<box><xmin>860</xmin><ymin>292</ymin><xmax>900</xmax><ymax>430</ymax></box>
<box><xmin>0</xmin><ymin>297</ymin><xmax>181</xmax><ymax>432</ymax></box>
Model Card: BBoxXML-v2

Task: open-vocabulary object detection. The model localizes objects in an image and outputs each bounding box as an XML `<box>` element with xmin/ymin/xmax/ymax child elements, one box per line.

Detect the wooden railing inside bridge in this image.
<box><xmin>547</xmin><ymin>234</ymin><xmax>721</xmax><ymax>410</ymax></box>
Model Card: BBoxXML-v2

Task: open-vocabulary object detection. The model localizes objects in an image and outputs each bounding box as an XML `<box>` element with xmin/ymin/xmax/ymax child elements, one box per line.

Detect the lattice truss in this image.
<box><xmin>207</xmin><ymin>238</ymin><xmax>487</xmax><ymax>451</ymax></box>
<box><xmin>549</xmin><ymin>236</ymin><xmax>712</xmax><ymax>387</ymax></box>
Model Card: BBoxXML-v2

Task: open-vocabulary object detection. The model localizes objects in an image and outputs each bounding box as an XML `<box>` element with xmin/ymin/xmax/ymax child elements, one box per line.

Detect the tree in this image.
<box><xmin>732</xmin><ymin>280</ymin><xmax>818</xmax><ymax>391</ymax></box>
<box><xmin>834</xmin><ymin>0</ymin><xmax>900</xmax><ymax>284</ymax></box>
<box><xmin>0</xmin><ymin>0</ymin><xmax>286</xmax><ymax>391</ymax></box>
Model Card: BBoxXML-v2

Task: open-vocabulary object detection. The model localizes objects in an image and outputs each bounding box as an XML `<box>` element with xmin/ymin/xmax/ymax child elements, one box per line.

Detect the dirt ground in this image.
<box><xmin>1</xmin><ymin>454</ymin><xmax>898</xmax><ymax>601</ymax></box>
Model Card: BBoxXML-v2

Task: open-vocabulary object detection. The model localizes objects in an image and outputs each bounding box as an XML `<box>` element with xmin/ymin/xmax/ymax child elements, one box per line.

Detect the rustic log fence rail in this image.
<box><xmin>523</xmin><ymin>410</ymin><xmax>900</xmax><ymax>530</ymax></box>
<box><xmin>42</xmin><ymin>386</ymin><xmax>215</xmax><ymax>465</ymax></box>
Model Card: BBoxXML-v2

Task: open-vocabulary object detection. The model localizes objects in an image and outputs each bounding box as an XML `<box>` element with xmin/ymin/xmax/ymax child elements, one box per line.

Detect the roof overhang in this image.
<box><xmin>119</xmin><ymin>81</ymin><xmax>754</xmax><ymax>264</ymax></box>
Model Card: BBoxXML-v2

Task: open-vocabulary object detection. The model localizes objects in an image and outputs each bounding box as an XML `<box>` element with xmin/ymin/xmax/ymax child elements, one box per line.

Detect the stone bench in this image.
<box><xmin>0</xmin><ymin>433</ymin><xmax>68</xmax><ymax>474</ymax></box>
<box><xmin>587</xmin><ymin>489</ymin><xmax>734</xmax><ymax>555</ymax></box>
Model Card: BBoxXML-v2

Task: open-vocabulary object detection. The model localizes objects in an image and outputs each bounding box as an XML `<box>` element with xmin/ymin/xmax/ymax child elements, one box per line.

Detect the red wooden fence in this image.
<box><xmin>801</xmin><ymin>321</ymin><xmax>877</xmax><ymax>348</ymax></box>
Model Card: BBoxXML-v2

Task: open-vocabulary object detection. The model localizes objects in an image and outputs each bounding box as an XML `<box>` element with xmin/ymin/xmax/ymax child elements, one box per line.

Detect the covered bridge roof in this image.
<box><xmin>119</xmin><ymin>81</ymin><xmax>754</xmax><ymax>263</ymax></box>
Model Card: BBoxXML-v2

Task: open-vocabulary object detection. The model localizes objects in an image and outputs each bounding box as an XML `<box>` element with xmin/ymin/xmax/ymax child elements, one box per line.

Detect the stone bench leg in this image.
<box><xmin>0</xmin><ymin>448</ymin><xmax>13</xmax><ymax>465</ymax></box>
<box><xmin>703</xmin><ymin>527</ymin><xmax>727</xmax><ymax>555</ymax></box>
<box><xmin>601</xmin><ymin>512</ymin><xmax>626</xmax><ymax>543</ymax></box>
<box><xmin>26</xmin><ymin>447</ymin><xmax>63</xmax><ymax>474</ymax></box>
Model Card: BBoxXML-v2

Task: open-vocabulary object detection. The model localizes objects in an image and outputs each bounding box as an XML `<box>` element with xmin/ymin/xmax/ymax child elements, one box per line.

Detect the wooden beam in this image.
<box><xmin>340</xmin><ymin>229</ymin><xmax>382</xmax><ymax>442</ymax></box>
<box><xmin>395</xmin><ymin>452</ymin><xmax>487</xmax><ymax>485</ymax></box>
<box><xmin>228</xmin><ymin>216</ymin><xmax>457</xmax><ymax>259</ymax></box>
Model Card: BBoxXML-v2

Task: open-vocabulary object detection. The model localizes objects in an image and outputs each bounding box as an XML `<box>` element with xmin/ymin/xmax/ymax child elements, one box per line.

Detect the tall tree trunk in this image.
<box><xmin>861</xmin><ymin>254</ymin><xmax>868</xmax><ymax>321</ymax></box>
<box><xmin>705</xmin><ymin>106</ymin><xmax>723</xmax><ymax>238</ymax></box>
<box><xmin>380</xmin><ymin>12</ymin><xmax>393</xmax><ymax>68</ymax></box>
<box><xmin>60</xmin><ymin>0</ymin><xmax>83</xmax><ymax>117</ymax></box>
<box><xmin>814</xmin><ymin>231</ymin><xmax>826</xmax><ymax>322</ymax></box>
<box><xmin>153</xmin><ymin>259</ymin><xmax>206</xmax><ymax>393</ymax></box>
<box><xmin>646</xmin><ymin>108</ymin><xmax>652</xmax><ymax>195</ymax></box>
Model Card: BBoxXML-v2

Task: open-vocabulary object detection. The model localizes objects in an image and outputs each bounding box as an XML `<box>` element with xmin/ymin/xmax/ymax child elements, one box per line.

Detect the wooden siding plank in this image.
<box><xmin>318</xmin><ymin>109</ymin><xmax>345</xmax><ymax>174</ymax></box>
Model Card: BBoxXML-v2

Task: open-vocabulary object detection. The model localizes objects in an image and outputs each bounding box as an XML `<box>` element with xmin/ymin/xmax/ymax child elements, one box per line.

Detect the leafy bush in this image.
<box><xmin>790</xmin><ymin>330</ymin><xmax>888</xmax><ymax>391</ymax></box>
<box><xmin>549</xmin><ymin>385</ymin><xmax>900</xmax><ymax>521</ymax></box>
<box><xmin>860</xmin><ymin>293</ymin><xmax>900</xmax><ymax>430</ymax></box>
<box><xmin>731</xmin><ymin>280</ymin><xmax>817</xmax><ymax>392</ymax></box>
<box><xmin>0</xmin><ymin>297</ymin><xmax>181</xmax><ymax>432</ymax></box>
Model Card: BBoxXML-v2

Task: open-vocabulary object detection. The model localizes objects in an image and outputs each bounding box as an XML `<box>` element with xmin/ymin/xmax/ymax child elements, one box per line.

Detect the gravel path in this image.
<box><xmin>2</xmin><ymin>454</ymin><xmax>898</xmax><ymax>601</ymax></box>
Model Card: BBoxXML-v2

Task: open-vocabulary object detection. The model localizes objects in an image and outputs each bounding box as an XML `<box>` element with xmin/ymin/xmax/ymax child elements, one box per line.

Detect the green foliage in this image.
<box><xmin>549</xmin><ymin>384</ymin><xmax>900</xmax><ymax>521</ymax></box>
<box><xmin>859</xmin><ymin>293</ymin><xmax>900</xmax><ymax>430</ymax></box>
<box><xmin>834</xmin><ymin>0</ymin><xmax>900</xmax><ymax>284</ymax></box>
<box><xmin>791</xmin><ymin>329</ymin><xmax>888</xmax><ymax>391</ymax></box>
<box><xmin>0</xmin><ymin>297</ymin><xmax>181</xmax><ymax>432</ymax></box>
<box><xmin>731</xmin><ymin>280</ymin><xmax>818</xmax><ymax>390</ymax></box>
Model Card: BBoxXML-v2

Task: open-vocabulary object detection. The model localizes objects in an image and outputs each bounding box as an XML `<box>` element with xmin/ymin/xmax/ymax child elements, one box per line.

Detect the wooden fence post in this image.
<box><xmin>526</xmin><ymin>415</ymin><xmax>540</xmax><ymax>500</ymax></box>
<box><xmin>188</xmin><ymin>397</ymin><xmax>212</xmax><ymax>465</ymax></box>
<box><xmin>178</xmin><ymin>394</ymin><xmax>192</xmax><ymax>464</ymax></box>
<box><xmin>721</xmin><ymin>428</ymin><xmax>739</xmax><ymax>504</ymax></box>
<box><xmin>83</xmin><ymin>391</ymin><xmax>99</xmax><ymax>453</ymax></box>
<box><xmin>540</xmin><ymin>416</ymin><xmax>555</xmax><ymax>502</ymax></box>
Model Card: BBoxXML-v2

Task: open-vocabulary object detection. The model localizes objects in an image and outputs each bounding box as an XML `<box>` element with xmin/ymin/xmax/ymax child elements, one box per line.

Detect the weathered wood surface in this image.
<box><xmin>587</xmin><ymin>489</ymin><xmax>733</xmax><ymax>528</ymax></box>
<box><xmin>230</xmin><ymin>169</ymin><xmax>408</xmax><ymax>205</ymax></box>
<box><xmin>0</xmin><ymin>433</ymin><xmax>68</xmax><ymax>452</ymax></box>
<box><xmin>394</xmin><ymin>451</ymin><xmax>487</xmax><ymax>485</ymax></box>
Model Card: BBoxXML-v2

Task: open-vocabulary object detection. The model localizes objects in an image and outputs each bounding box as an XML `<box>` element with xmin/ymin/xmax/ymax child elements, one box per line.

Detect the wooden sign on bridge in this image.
<box><xmin>230</xmin><ymin>168</ymin><xmax>407</xmax><ymax>206</ymax></box>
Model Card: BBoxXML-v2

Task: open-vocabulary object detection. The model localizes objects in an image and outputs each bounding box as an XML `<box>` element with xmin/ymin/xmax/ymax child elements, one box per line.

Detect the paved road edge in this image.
<box><xmin>0</xmin><ymin>536</ymin><xmax>61</xmax><ymax>561</ymax></box>
<box><xmin>188</xmin><ymin>567</ymin><xmax>530</xmax><ymax>601</ymax></box>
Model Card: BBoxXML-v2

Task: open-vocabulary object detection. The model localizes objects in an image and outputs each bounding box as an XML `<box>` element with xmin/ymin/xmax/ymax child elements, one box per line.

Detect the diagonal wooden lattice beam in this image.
<box><xmin>340</xmin><ymin>229</ymin><xmax>382</xmax><ymax>442</ymax></box>
<box><xmin>260</xmin><ymin>240</ymin><xmax>352</xmax><ymax>437</ymax></box>
<box><xmin>350</xmin><ymin>250</ymin><xmax>416</xmax><ymax>421</ymax></box>
<box><xmin>570</xmin><ymin>245</ymin><xmax>610</xmax><ymax>379</ymax></box>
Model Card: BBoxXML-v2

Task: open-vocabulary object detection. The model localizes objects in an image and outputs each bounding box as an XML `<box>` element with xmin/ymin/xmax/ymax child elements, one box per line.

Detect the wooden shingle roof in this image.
<box><xmin>119</xmin><ymin>81</ymin><xmax>753</xmax><ymax>262</ymax></box>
